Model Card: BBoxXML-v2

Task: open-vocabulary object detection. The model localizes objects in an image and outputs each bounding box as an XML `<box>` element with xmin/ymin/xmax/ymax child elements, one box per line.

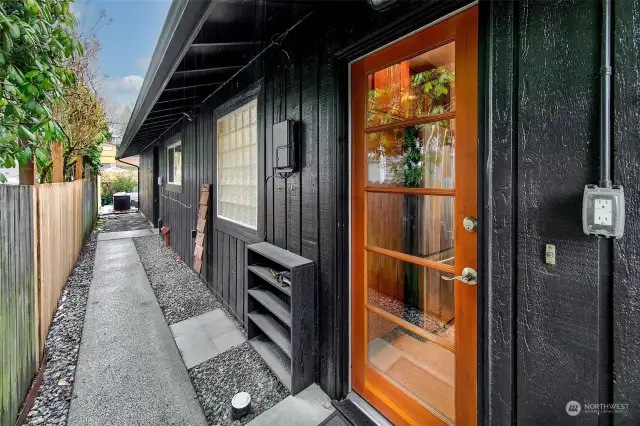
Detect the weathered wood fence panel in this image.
<box><xmin>82</xmin><ymin>180</ymin><xmax>98</xmax><ymax>242</ymax></box>
<box><xmin>0</xmin><ymin>179</ymin><xmax>95</xmax><ymax>425</ymax></box>
<box><xmin>36</xmin><ymin>180</ymin><xmax>83</xmax><ymax>354</ymax></box>
<box><xmin>0</xmin><ymin>185</ymin><xmax>37</xmax><ymax>426</ymax></box>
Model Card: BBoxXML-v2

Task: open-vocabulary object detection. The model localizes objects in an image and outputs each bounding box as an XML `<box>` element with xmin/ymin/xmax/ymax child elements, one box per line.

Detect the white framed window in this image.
<box><xmin>167</xmin><ymin>140</ymin><xmax>182</xmax><ymax>185</ymax></box>
<box><xmin>217</xmin><ymin>99</ymin><xmax>258</xmax><ymax>229</ymax></box>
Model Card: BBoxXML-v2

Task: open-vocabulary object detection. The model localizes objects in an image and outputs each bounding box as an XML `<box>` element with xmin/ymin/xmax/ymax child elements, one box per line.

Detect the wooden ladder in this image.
<box><xmin>193</xmin><ymin>184</ymin><xmax>210</xmax><ymax>273</ymax></box>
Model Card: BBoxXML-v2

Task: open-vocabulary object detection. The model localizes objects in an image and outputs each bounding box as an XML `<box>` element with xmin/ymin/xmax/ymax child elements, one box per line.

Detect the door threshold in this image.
<box><xmin>331</xmin><ymin>392</ymin><xmax>393</xmax><ymax>426</ymax></box>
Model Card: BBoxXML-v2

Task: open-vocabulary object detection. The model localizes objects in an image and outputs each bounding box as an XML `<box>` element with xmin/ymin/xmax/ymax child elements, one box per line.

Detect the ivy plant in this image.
<box><xmin>0</xmin><ymin>0</ymin><xmax>81</xmax><ymax>182</ymax></box>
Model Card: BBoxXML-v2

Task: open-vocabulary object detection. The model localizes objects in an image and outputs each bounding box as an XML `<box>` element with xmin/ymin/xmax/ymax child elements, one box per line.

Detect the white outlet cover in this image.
<box><xmin>594</xmin><ymin>198</ymin><xmax>613</xmax><ymax>225</ymax></box>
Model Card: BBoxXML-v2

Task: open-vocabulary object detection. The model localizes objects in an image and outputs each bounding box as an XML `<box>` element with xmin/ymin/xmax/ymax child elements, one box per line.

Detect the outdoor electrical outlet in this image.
<box><xmin>545</xmin><ymin>244</ymin><xmax>556</xmax><ymax>265</ymax></box>
<box><xmin>582</xmin><ymin>185</ymin><xmax>625</xmax><ymax>238</ymax></box>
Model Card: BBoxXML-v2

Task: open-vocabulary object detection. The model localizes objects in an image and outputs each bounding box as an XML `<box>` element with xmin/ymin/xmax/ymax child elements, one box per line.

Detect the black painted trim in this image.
<box><xmin>477</xmin><ymin>1</ymin><xmax>490</xmax><ymax>424</ymax></box>
<box><xmin>336</xmin><ymin>60</ymin><xmax>351</xmax><ymax>400</ymax></box>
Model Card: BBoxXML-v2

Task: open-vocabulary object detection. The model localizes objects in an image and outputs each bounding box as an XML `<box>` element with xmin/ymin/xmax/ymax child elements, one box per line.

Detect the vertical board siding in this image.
<box><xmin>481</xmin><ymin>0</ymin><xmax>640</xmax><ymax>423</ymax></box>
<box><xmin>265</xmin><ymin>53</ymin><xmax>275</xmax><ymax>245</ymax></box>
<box><xmin>514</xmin><ymin>1</ymin><xmax>600</xmax><ymax>420</ymax></box>
<box><xmin>285</xmin><ymin>36</ymin><xmax>302</xmax><ymax>256</ymax></box>
<box><xmin>135</xmin><ymin>6</ymin><xmax>349</xmax><ymax>399</ymax></box>
<box><xmin>273</xmin><ymin>59</ymin><xmax>287</xmax><ymax>250</ymax></box>
<box><xmin>134</xmin><ymin>0</ymin><xmax>502</xmax><ymax>401</ymax></box>
<box><xmin>484</xmin><ymin>2</ymin><xmax>517</xmax><ymax>423</ymax></box>
<box><xmin>613</xmin><ymin>0</ymin><xmax>640</xmax><ymax>422</ymax></box>
<box><xmin>0</xmin><ymin>185</ymin><xmax>36</xmax><ymax>426</ymax></box>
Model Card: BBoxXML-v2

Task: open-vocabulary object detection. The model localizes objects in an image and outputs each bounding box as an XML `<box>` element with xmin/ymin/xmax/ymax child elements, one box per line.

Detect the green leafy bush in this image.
<box><xmin>101</xmin><ymin>171</ymin><xmax>136</xmax><ymax>197</ymax></box>
<box><xmin>0</xmin><ymin>0</ymin><xmax>82</xmax><ymax>182</ymax></box>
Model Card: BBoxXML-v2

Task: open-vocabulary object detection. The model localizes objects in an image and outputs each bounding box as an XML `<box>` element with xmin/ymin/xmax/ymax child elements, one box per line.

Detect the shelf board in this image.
<box><xmin>249</xmin><ymin>287</ymin><xmax>292</xmax><ymax>327</ymax></box>
<box><xmin>249</xmin><ymin>335</ymin><xmax>291</xmax><ymax>392</ymax></box>
<box><xmin>248</xmin><ymin>311</ymin><xmax>292</xmax><ymax>358</ymax></box>
<box><xmin>248</xmin><ymin>265</ymin><xmax>292</xmax><ymax>296</ymax></box>
<box><xmin>249</xmin><ymin>242</ymin><xmax>314</xmax><ymax>269</ymax></box>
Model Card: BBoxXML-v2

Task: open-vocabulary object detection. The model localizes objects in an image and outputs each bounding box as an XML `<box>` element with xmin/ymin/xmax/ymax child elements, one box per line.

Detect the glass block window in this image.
<box><xmin>217</xmin><ymin>99</ymin><xmax>258</xmax><ymax>229</ymax></box>
<box><xmin>167</xmin><ymin>141</ymin><xmax>182</xmax><ymax>185</ymax></box>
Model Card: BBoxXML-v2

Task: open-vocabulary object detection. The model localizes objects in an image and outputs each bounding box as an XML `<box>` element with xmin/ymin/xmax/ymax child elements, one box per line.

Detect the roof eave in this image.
<box><xmin>117</xmin><ymin>0</ymin><xmax>216</xmax><ymax>159</ymax></box>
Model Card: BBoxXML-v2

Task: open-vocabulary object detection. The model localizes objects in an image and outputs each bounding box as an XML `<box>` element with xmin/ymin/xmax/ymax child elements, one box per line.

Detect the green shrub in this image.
<box><xmin>101</xmin><ymin>171</ymin><xmax>137</xmax><ymax>197</ymax></box>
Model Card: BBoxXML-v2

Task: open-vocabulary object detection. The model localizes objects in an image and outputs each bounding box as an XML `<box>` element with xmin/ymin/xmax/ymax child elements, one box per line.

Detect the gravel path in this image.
<box><xmin>190</xmin><ymin>343</ymin><xmax>288</xmax><ymax>425</ymax></box>
<box><xmin>134</xmin><ymin>235</ymin><xmax>220</xmax><ymax>324</ymax></box>
<box><xmin>96</xmin><ymin>212</ymin><xmax>150</xmax><ymax>233</ymax></box>
<box><xmin>22</xmin><ymin>233</ymin><xmax>98</xmax><ymax>426</ymax></box>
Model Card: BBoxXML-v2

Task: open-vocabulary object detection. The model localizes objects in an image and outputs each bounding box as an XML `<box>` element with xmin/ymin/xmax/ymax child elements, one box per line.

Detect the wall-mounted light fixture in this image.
<box><xmin>368</xmin><ymin>0</ymin><xmax>399</xmax><ymax>11</ymax></box>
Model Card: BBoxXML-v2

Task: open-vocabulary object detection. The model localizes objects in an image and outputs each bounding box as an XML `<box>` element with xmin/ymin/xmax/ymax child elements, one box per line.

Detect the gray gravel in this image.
<box><xmin>134</xmin><ymin>235</ymin><xmax>220</xmax><ymax>324</ymax></box>
<box><xmin>96</xmin><ymin>212</ymin><xmax>150</xmax><ymax>233</ymax></box>
<box><xmin>368</xmin><ymin>287</ymin><xmax>455</xmax><ymax>342</ymax></box>
<box><xmin>22</xmin><ymin>232</ymin><xmax>98</xmax><ymax>426</ymax></box>
<box><xmin>190</xmin><ymin>343</ymin><xmax>288</xmax><ymax>425</ymax></box>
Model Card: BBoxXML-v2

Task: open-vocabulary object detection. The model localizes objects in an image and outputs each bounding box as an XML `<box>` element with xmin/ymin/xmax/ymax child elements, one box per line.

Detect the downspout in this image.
<box><xmin>600</xmin><ymin>0</ymin><xmax>612</xmax><ymax>188</ymax></box>
<box><xmin>118</xmin><ymin>158</ymin><xmax>140</xmax><ymax>212</ymax></box>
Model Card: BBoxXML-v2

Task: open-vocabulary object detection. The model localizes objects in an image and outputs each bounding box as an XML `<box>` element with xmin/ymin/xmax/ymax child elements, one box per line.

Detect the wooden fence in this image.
<box><xmin>0</xmin><ymin>186</ymin><xmax>37</xmax><ymax>426</ymax></box>
<box><xmin>0</xmin><ymin>179</ymin><xmax>97</xmax><ymax>426</ymax></box>
<box><xmin>82</xmin><ymin>180</ymin><xmax>98</xmax><ymax>242</ymax></box>
<box><xmin>36</xmin><ymin>181</ymin><xmax>84</xmax><ymax>353</ymax></box>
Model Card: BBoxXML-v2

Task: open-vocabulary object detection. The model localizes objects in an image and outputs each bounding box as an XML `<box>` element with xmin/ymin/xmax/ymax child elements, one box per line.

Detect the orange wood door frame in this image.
<box><xmin>351</xmin><ymin>6</ymin><xmax>478</xmax><ymax>426</ymax></box>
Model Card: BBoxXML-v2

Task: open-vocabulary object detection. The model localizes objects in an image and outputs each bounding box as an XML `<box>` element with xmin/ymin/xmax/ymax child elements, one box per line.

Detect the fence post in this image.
<box><xmin>19</xmin><ymin>156</ymin><xmax>37</xmax><ymax>185</ymax></box>
<box><xmin>75</xmin><ymin>156</ymin><xmax>83</xmax><ymax>180</ymax></box>
<box><xmin>52</xmin><ymin>142</ymin><xmax>63</xmax><ymax>183</ymax></box>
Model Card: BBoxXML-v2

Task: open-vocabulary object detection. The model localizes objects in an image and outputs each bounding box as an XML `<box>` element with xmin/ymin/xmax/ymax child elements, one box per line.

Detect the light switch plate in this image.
<box><xmin>583</xmin><ymin>184</ymin><xmax>625</xmax><ymax>238</ymax></box>
<box><xmin>545</xmin><ymin>244</ymin><xmax>556</xmax><ymax>265</ymax></box>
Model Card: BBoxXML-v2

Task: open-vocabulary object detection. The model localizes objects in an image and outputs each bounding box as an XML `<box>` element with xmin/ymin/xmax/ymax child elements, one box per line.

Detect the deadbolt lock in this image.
<box><xmin>463</xmin><ymin>216</ymin><xmax>478</xmax><ymax>232</ymax></box>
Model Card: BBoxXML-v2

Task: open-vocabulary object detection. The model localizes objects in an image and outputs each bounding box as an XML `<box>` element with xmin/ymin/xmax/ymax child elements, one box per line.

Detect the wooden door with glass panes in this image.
<box><xmin>351</xmin><ymin>6</ymin><xmax>478</xmax><ymax>426</ymax></box>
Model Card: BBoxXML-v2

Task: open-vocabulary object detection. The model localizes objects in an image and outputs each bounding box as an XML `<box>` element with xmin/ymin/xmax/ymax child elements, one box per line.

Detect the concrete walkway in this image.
<box><xmin>67</xmin><ymin>235</ymin><xmax>207</xmax><ymax>426</ymax></box>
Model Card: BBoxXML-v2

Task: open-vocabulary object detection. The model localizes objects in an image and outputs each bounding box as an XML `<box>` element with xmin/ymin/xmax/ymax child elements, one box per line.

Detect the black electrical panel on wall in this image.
<box><xmin>273</xmin><ymin>120</ymin><xmax>297</xmax><ymax>173</ymax></box>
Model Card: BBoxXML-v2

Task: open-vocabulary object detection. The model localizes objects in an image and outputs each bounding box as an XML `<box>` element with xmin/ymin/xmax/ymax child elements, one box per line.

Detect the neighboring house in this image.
<box><xmin>100</xmin><ymin>143</ymin><xmax>117</xmax><ymax>169</ymax></box>
<box><xmin>117</xmin><ymin>1</ymin><xmax>640</xmax><ymax>424</ymax></box>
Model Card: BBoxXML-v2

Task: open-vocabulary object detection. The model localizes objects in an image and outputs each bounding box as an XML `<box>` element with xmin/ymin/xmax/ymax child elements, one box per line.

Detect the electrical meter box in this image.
<box><xmin>273</xmin><ymin>120</ymin><xmax>297</xmax><ymax>173</ymax></box>
<box><xmin>582</xmin><ymin>184</ymin><xmax>625</xmax><ymax>239</ymax></box>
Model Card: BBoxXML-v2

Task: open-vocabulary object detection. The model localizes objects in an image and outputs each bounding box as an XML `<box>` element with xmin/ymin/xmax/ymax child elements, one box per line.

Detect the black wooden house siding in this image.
<box><xmin>138</xmin><ymin>1</ymin><xmax>477</xmax><ymax>400</ymax></box>
<box><xmin>482</xmin><ymin>0</ymin><xmax>640</xmax><ymax>424</ymax></box>
<box><xmin>135</xmin><ymin>0</ymin><xmax>640</xmax><ymax>421</ymax></box>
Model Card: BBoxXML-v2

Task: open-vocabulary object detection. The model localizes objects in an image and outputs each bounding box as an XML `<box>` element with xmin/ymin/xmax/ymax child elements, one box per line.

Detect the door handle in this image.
<box><xmin>442</xmin><ymin>267</ymin><xmax>477</xmax><ymax>285</ymax></box>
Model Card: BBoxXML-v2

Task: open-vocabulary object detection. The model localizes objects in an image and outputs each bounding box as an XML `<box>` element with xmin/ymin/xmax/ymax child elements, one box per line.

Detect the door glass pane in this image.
<box><xmin>366</xmin><ymin>120</ymin><xmax>455</xmax><ymax>189</ymax></box>
<box><xmin>367</xmin><ymin>308</ymin><xmax>455</xmax><ymax>420</ymax></box>
<box><xmin>367</xmin><ymin>251</ymin><xmax>455</xmax><ymax>346</ymax></box>
<box><xmin>367</xmin><ymin>42</ymin><xmax>455</xmax><ymax>128</ymax></box>
<box><xmin>366</xmin><ymin>193</ymin><xmax>454</xmax><ymax>263</ymax></box>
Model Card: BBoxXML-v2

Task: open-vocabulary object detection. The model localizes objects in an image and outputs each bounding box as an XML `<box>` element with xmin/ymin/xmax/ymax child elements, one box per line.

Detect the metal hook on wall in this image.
<box><xmin>271</xmin><ymin>33</ymin><xmax>291</xmax><ymax>68</ymax></box>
